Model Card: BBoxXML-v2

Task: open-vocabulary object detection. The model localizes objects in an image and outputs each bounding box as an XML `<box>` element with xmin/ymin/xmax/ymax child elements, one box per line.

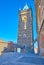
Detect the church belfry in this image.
<box><xmin>17</xmin><ymin>4</ymin><xmax>33</xmax><ymax>52</ymax></box>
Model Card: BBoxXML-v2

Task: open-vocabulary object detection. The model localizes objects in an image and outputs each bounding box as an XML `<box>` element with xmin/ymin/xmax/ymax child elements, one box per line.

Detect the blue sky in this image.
<box><xmin>0</xmin><ymin>0</ymin><xmax>37</xmax><ymax>45</ymax></box>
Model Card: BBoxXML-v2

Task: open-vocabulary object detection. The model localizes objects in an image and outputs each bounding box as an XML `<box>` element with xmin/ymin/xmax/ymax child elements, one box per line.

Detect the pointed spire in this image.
<box><xmin>19</xmin><ymin>8</ymin><xmax>21</xmax><ymax>11</ymax></box>
<box><xmin>23</xmin><ymin>4</ymin><xmax>29</xmax><ymax>10</ymax></box>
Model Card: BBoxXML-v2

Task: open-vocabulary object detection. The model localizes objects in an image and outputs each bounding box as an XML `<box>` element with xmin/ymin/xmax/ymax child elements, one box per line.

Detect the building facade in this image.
<box><xmin>35</xmin><ymin>0</ymin><xmax>44</xmax><ymax>56</ymax></box>
<box><xmin>0</xmin><ymin>40</ymin><xmax>8</xmax><ymax>55</ymax></box>
<box><xmin>0</xmin><ymin>40</ymin><xmax>16</xmax><ymax>55</ymax></box>
<box><xmin>17</xmin><ymin>4</ymin><xmax>33</xmax><ymax>52</ymax></box>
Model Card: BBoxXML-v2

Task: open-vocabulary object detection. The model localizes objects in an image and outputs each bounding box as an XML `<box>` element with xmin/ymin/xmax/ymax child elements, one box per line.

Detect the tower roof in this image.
<box><xmin>23</xmin><ymin>4</ymin><xmax>29</xmax><ymax>10</ymax></box>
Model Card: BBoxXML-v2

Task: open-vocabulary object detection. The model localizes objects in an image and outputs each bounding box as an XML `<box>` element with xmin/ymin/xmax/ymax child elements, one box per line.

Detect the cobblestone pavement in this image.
<box><xmin>0</xmin><ymin>52</ymin><xmax>44</xmax><ymax>65</ymax></box>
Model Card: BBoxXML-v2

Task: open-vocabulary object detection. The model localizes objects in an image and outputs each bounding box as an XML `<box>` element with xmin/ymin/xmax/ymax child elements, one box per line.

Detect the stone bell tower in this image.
<box><xmin>35</xmin><ymin>0</ymin><xmax>44</xmax><ymax>56</ymax></box>
<box><xmin>17</xmin><ymin>4</ymin><xmax>33</xmax><ymax>52</ymax></box>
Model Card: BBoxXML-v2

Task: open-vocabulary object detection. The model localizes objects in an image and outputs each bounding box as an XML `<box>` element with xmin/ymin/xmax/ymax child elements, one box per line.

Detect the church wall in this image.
<box><xmin>35</xmin><ymin>0</ymin><xmax>44</xmax><ymax>56</ymax></box>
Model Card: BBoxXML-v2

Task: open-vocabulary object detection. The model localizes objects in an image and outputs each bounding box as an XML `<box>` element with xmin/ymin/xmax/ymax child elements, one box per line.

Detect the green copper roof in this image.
<box><xmin>23</xmin><ymin>4</ymin><xmax>29</xmax><ymax>10</ymax></box>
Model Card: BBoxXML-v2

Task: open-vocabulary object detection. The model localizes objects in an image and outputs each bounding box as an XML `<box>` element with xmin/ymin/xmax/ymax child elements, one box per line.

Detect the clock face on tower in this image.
<box><xmin>21</xmin><ymin>15</ymin><xmax>27</xmax><ymax>23</ymax></box>
<box><xmin>21</xmin><ymin>15</ymin><xmax>27</xmax><ymax>29</ymax></box>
